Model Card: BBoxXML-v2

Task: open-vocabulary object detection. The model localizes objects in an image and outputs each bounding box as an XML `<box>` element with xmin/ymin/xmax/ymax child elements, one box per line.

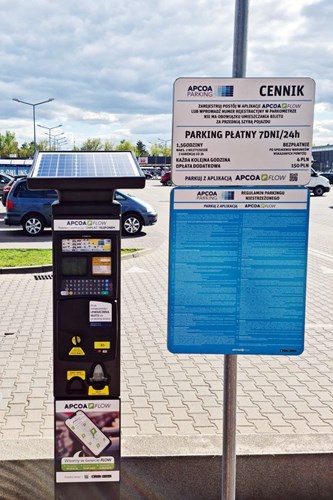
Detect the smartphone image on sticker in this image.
<box><xmin>65</xmin><ymin>410</ymin><xmax>111</xmax><ymax>457</ymax></box>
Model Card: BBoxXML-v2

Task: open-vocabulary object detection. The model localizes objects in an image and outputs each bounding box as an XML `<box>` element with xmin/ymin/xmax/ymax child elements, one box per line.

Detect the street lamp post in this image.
<box><xmin>38</xmin><ymin>123</ymin><xmax>62</xmax><ymax>149</ymax></box>
<box><xmin>158</xmin><ymin>138</ymin><xmax>171</xmax><ymax>171</ymax></box>
<box><xmin>56</xmin><ymin>138</ymin><xmax>68</xmax><ymax>151</ymax></box>
<box><xmin>148</xmin><ymin>141</ymin><xmax>157</xmax><ymax>174</ymax></box>
<box><xmin>12</xmin><ymin>98</ymin><xmax>54</xmax><ymax>154</ymax></box>
<box><xmin>49</xmin><ymin>132</ymin><xmax>65</xmax><ymax>150</ymax></box>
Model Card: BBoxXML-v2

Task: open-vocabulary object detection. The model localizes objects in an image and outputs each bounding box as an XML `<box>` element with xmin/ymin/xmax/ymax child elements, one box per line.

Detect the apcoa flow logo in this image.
<box><xmin>234</xmin><ymin>173</ymin><xmax>287</xmax><ymax>182</ymax></box>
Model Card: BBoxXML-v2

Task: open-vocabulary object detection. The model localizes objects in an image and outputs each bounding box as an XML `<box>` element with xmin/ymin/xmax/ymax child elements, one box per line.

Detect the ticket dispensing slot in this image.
<box><xmin>54</xmin><ymin>232</ymin><xmax>120</xmax><ymax>398</ymax></box>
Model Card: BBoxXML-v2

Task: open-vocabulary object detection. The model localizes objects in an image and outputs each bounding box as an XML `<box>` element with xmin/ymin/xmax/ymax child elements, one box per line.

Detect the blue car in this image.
<box><xmin>4</xmin><ymin>178</ymin><xmax>157</xmax><ymax>236</ymax></box>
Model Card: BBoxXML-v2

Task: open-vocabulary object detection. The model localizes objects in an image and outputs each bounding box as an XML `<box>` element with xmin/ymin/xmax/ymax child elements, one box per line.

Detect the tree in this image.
<box><xmin>136</xmin><ymin>140</ymin><xmax>148</xmax><ymax>157</ymax></box>
<box><xmin>0</xmin><ymin>129</ymin><xmax>173</xmax><ymax>159</ymax></box>
<box><xmin>80</xmin><ymin>138</ymin><xmax>104</xmax><ymax>151</ymax></box>
<box><xmin>18</xmin><ymin>139</ymin><xmax>48</xmax><ymax>157</ymax></box>
<box><xmin>149</xmin><ymin>143</ymin><xmax>171</xmax><ymax>156</ymax></box>
<box><xmin>104</xmin><ymin>140</ymin><xmax>115</xmax><ymax>150</ymax></box>
<box><xmin>37</xmin><ymin>139</ymin><xmax>49</xmax><ymax>152</ymax></box>
<box><xmin>19</xmin><ymin>142</ymin><xmax>34</xmax><ymax>157</ymax></box>
<box><xmin>115</xmin><ymin>139</ymin><xmax>135</xmax><ymax>151</ymax></box>
<box><xmin>0</xmin><ymin>131</ymin><xmax>18</xmax><ymax>157</ymax></box>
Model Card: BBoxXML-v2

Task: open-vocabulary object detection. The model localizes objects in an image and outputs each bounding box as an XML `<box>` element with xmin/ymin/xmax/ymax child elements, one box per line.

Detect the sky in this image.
<box><xmin>1</xmin><ymin>0</ymin><xmax>333</xmax><ymax>150</ymax></box>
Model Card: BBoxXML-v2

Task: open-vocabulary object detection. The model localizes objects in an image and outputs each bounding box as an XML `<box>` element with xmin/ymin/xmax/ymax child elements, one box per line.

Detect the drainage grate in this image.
<box><xmin>34</xmin><ymin>274</ymin><xmax>53</xmax><ymax>280</ymax></box>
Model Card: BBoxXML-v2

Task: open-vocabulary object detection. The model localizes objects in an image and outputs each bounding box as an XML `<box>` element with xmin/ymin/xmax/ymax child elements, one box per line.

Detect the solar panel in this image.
<box><xmin>28</xmin><ymin>151</ymin><xmax>146</xmax><ymax>191</ymax></box>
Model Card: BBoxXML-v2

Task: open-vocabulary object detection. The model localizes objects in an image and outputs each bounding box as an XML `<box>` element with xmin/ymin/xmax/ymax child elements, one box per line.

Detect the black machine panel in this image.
<box><xmin>53</xmin><ymin>222</ymin><xmax>121</xmax><ymax>399</ymax></box>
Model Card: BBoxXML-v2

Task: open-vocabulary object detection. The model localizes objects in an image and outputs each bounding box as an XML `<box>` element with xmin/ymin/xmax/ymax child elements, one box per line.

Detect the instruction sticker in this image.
<box><xmin>168</xmin><ymin>187</ymin><xmax>309</xmax><ymax>355</ymax></box>
<box><xmin>90</xmin><ymin>301</ymin><xmax>112</xmax><ymax>326</ymax></box>
<box><xmin>92</xmin><ymin>256</ymin><xmax>112</xmax><ymax>275</ymax></box>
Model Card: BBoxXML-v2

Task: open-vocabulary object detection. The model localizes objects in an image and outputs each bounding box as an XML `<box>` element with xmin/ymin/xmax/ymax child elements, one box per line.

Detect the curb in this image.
<box><xmin>0</xmin><ymin>264</ymin><xmax>53</xmax><ymax>274</ymax></box>
<box><xmin>0</xmin><ymin>248</ymin><xmax>151</xmax><ymax>274</ymax></box>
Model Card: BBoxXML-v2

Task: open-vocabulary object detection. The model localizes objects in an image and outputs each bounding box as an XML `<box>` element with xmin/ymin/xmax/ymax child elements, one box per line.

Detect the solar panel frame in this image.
<box><xmin>28</xmin><ymin>151</ymin><xmax>146</xmax><ymax>191</ymax></box>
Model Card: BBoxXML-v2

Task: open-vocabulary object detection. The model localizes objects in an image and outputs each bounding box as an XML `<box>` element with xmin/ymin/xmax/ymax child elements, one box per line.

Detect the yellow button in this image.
<box><xmin>94</xmin><ymin>341</ymin><xmax>110</xmax><ymax>349</ymax></box>
<box><xmin>68</xmin><ymin>347</ymin><xmax>85</xmax><ymax>356</ymax></box>
<box><xmin>88</xmin><ymin>386</ymin><xmax>109</xmax><ymax>396</ymax></box>
<box><xmin>67</xmin><ymin>371</ymin><xmax>86</xmax><ymax>381</ymax></box>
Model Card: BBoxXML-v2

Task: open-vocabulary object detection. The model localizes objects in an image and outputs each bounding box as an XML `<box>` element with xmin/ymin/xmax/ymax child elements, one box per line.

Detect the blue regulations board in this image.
<box><xmin>168</xmin><ymin>187</ymin><xmax>309</xmax><ymax>355</ymax></box>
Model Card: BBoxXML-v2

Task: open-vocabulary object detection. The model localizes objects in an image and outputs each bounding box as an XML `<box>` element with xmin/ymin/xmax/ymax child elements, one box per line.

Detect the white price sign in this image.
<box><xmin>172</xmin><ymin>77</ymin><xmax>315</xmax><ymax>186</ymax></box>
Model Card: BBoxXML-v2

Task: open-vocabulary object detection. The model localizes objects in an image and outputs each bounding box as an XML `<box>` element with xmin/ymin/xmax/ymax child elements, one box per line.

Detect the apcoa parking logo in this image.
<box><xmin>216</xmin><ymin>85</ymin><xmax>234</xmax><ymax>97</ymax></box>
<box><xmin>187</xmin><ymin>85</ymin><xmax>213</xmax><ymax>97</ymax></box>
<box><xmin>196</xmin><ymin>190</ymin><xmax>218</xmax><ymax>200</ymax></box>
<box><xmin>186</xmin><ymin>84</ymin><xmax>234</xmax><ymax>98</ymax></box>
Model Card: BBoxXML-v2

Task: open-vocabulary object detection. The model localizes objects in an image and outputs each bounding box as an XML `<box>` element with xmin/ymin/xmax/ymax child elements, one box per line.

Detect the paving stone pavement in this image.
<box><xmin>1</xmin><ymin>229</ymin><xmax>333</xmax><ymax>461</ymax></box>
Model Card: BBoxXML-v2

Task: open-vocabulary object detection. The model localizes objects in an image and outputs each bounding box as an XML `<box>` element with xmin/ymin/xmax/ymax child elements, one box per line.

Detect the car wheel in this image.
<box><xmin>166</xmin><ymin>179</ymin><xmax>172</xmax><ymax>186</ymax></box>
<box><xmin>313</xmin><ymin>186</ymin><xmax>325</xmax><ymax>196</ymax></box>
<box><xmin>22</xmin><ymin>214</ymin><xmax>45</xmax><ymax>236</ymax></box>
<box><xmin>122</xmin><ymin>213</ymin><xmax>143</xmax><ymax>236</ymax></box>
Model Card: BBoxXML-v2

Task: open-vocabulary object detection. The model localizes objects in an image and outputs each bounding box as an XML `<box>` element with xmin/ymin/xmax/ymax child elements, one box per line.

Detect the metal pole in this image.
<box><xmin>222</xmin><ymin>1</ymin><xmax>249</xmax><ymax>499</ymax></box>
<box><xmin>158</xmin><ymin>138</ymin><xmax>171</xmax><ymax>171</ymax></box>
<box><xmin>12</xmin><ymin>98</ymin><xmax>54</xmax><ymax>155</ymax></box>
<box><xmin>232</xmin><ymin>0</ymin><xmax>249</xmax><ymax>79</ymax></box>
<box><xmin>38</xmin><ymin>125</ymin><xmax>62</xmax><ymax>149</ymax></box>
<box><xmin>222</xmin><ymin>355</ymin><xmax>238</xmax><ymax>499</ymax></box>
<box><xmin>32</xmin><ymin>105</ymin><xmax>37</xmax><ymax>155</ymax></box>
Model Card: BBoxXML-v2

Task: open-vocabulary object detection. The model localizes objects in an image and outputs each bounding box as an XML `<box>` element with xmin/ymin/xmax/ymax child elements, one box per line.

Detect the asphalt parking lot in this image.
<box><xmin>0</xmin><ymin>181</ymin><xmax>171</xmax><ymax>250</ymax></box>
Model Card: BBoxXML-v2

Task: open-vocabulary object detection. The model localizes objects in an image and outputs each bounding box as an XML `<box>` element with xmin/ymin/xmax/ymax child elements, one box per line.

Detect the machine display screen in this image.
<box><xmin>62</xmin><ymin>238</ymin><xmax>112</xmax><ymax>253</ymax></box>
<box><xmin>62</xmin><ymin>257</ymin><xmax>88</xmax><ymax>276</ymax></box>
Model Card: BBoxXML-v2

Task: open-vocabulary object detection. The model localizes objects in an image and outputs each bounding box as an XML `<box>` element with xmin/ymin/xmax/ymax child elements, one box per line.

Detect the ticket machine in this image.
<box><xmin>28</xmin><ymin>151</ymin><xmax>145</xmax><ymax>491</ymax></box>
<box><xmin>52</xmin><ymin>201</ymin><xmax>121</xmax><ymax>399</ymax></box>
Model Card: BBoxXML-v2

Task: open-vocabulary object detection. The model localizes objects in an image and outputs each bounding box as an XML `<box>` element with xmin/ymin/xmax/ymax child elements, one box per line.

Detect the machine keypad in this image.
<box><xmin>61</xmin><ymin>278</ymin><xmax>113</xmax><ymax>296</ymax></box>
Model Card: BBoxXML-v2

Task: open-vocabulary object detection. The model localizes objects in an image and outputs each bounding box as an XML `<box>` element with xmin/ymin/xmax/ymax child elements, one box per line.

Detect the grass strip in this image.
<box><xmin>0</xmin><ymin>248</ymin><xmax>140</xmax><ymax>268</ymax></box>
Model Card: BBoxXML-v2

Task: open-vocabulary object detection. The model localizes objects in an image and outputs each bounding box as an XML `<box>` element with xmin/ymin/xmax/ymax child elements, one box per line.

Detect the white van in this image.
<box><xmin>305</xmin><ymin>168</ymin><xmax>331</xmax><ymax>196</ymax></box>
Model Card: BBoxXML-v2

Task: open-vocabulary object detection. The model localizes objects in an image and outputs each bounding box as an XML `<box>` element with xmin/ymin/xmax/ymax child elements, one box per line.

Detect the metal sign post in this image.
<box><xmin>222</xmin><ymin>355</ymin><xmax>237</xmax><ymax>499</ymax></box>
<box><xmin>168</xmin><ymin>3</ymin><xmax>314</xmax><ymax>500</ymax></box>
<box><xmin>223</xmin><ymin>2</ymin><xmax>248</xmax><ymax>498</ymax></box>
<box><xmin>168</xmin><ymin>186</ymin><xmax>309</xmax><ymax>497</ymax></box>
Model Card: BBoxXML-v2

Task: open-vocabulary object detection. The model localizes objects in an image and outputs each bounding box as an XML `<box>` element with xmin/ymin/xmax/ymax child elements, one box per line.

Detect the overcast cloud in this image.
<box><xmin>0</xmin><ymin>0</ymin><xmax>332</xmax><ymax>148</ymax></box>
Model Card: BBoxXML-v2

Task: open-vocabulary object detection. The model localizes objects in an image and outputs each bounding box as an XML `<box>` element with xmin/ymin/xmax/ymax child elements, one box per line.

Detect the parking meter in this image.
<box><xmin>51</xmin><ymin>200</ymin><xmax>121</xmax><ymax>398</ymax></box>
<box><xmin>28</xmin><ymin>151</ymin><xmax>145</xmax><ymax>488</ymax></box>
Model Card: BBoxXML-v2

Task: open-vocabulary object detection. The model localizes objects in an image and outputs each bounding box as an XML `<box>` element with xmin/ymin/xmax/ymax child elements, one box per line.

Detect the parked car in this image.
<box><xmin>1</xmin><ymin>175</ymin><xmax>27</xmax><ymax>206</ymax></box>
<box><xmin>141</xmin><ymin>168</ymin><xmax>154</xmax><ymax>179</ymax></box>
<box><xmin>305</xmin><ymin>168</ymin><xmax>331</xmax><ymax>196</ymax></box>
<box><xmin>115</xmin><ymin>190</ymin><xmax>157</xmax><ymax>235</ymax></box>
<box><xmin>320</xmin><ymin>171</ymin><xmax>333</xmax><ymax>184</ymax></box>
<box><xmin>160</xmin><ymin>171</ymin><xmax>172</xmax><ymax>186</ymax></box>
<box><xmin>4</xmin><ymin>178</ymin><xmax>158</xmax><ymax>236</ymax></box>
<box><xmin>0</xmin><ymin>173</ymin><xmax>13</xmax><ymax>197</ymax></box>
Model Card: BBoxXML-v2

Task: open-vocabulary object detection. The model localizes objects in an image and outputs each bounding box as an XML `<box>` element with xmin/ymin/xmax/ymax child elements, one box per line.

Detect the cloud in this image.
<box><xmin>1</xmin><ymin>0</ymin><xmax>333</xmax><ymax>146</ymax></box>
